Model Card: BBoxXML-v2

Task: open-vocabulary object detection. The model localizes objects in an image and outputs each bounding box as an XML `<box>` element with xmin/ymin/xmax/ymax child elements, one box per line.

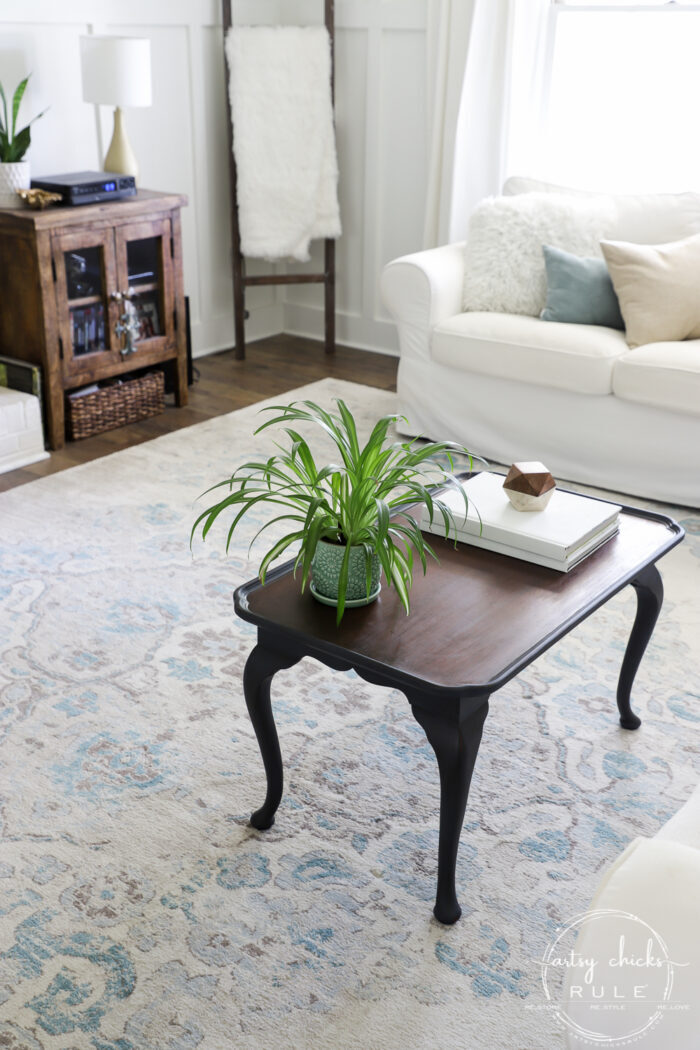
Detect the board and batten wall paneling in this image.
<box><xmin>281</xmin><ymin>0</ymin><xmax>429</xmax><ymax>355</ymax></box>
<box><xmin>0</xmin><ymin>0</ymin><xmax>283</xmax><ymax>359</ymax></box>
<box><xmin>0</xmin><ymin>0</ymin><xmax>430</xmax><ymax>358</ymax></box>
<box><xmin>0</xmin><ymin>21</ymin><xmax>100</xmax><ymax>174</ymax></box>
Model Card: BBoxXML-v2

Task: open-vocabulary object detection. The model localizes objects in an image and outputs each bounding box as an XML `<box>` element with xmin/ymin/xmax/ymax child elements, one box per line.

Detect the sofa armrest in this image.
<box><xmin>655</xmin><ymin>783</ymin><xmax>700</xmax><ymax>850</ymax></box>
<box><xmin>564</xmin><ymin>837</ymin><xmax>700</xmax><ymax>1050</ymax></box>
<box><xmin>381</xmin><ymin>242</ymin><xmax>465</xmax><ymax>363</ymax></box>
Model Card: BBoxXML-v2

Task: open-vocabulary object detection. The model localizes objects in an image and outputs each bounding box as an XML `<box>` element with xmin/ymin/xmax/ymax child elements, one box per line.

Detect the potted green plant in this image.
<box><xmin>0</xmin><ymin>75</ymin><xmax>46</xmax><ymax>207</ymax></box>
<box><xmin>192</xmin><ymin>399</ymin><xmax>483</xmax><ymax>623</ymax></box>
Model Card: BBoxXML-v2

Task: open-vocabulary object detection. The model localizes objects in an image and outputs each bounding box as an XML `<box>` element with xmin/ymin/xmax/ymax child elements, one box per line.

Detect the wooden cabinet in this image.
<box><xmin>0</xmin><ymin>190</ymin><xmax>188</xmax><ymax>449</ymax></box>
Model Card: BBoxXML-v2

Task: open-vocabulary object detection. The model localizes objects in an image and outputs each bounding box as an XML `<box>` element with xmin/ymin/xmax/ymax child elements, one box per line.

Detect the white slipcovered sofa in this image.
<box><xmin>381</xmin><ymin>179</ymin><xmax>700</xmax><ymax>508</ymax></box>
<box><xmin>562</xmin><ymin>784</ymin><xmax>700</xmax><ymax>1048</ymax></box>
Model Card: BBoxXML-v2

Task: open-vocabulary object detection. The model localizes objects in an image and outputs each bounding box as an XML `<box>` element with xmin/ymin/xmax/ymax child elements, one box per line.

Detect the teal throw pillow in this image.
<box><xmin>540</xmin><ymin>244</ymin><xmax>625</xmax><ymax>330</ymax></box>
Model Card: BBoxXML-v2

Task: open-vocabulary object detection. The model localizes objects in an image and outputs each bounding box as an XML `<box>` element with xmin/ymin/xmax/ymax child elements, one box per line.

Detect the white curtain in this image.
<box><xmin>422</xmin><ymin>0</ymin><xmax>478</xmax><ymax>248</ymax></box>
<box><xmin>423</xmin><ymin>0</ymin><xmax>552</xmax><ymax>248</ymax></box>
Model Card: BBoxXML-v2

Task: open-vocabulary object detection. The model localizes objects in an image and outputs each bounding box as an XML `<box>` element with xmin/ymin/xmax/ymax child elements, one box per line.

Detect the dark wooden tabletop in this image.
<box><xmin>235</xmin><ymin>505</ymin><xmax>682</xmax><ymax>696</ymax></box>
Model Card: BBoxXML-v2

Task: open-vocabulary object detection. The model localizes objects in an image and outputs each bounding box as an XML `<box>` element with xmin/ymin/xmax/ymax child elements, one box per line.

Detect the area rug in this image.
<box><xmin>0</xmin><ymin>378</ymin><xmax>698</xmax><ymax>1050</ymax></box>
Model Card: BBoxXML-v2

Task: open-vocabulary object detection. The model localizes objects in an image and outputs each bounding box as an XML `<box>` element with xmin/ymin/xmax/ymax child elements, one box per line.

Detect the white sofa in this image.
<box><xmin>381</xmin><ymin>180</ymin><xmax>700</xmax><ymax>508</ymax></box>
<box><xmin>562</xmin><ymin>784</ymin><xmax>700</xmax><ymax>1048</ymax></box>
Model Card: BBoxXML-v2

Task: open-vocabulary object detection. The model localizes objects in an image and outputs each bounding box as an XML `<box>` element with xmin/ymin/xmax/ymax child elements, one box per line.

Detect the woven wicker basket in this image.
<box><xmin>67</xmin><ymin>371</ymin><xmax>165</xmax><ymax>441</ymax></box>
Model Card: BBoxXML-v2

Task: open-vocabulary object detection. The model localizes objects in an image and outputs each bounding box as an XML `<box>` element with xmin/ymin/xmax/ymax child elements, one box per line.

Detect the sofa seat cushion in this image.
<box><xmin>431</xmin><ymin>312</ymin><xmax>629</xmax><ymax>395</ymax></box>
<box><xmin>613</xmin><ymin>340</ymin><xmax>700</xmax><ymax>416</ymax></box>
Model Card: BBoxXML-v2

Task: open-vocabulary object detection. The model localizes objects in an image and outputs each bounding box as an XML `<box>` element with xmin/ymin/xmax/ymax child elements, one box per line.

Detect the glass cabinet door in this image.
<box><xmin>115</xmin><ymin>219</ymin><xmax>174</xmax><ymax>356</ymax></box>
<box><xmin>126</xmin><ymin>236</ymin><xmax>162</xmax><ymax>341</ymax></box>
<box><xmin>53</xmin><ymin>229</ymin><xmax>120</xmax><ymax>380</ymax></box>
<box><xmin>65</xmin><ymin>247</ymin><xmax>107</xmax><ymax>356</ymax></box>
<box><xmin>53</xmin><ymin>218</ymin><xmax>175</xmax><ymax>386</ymax></box>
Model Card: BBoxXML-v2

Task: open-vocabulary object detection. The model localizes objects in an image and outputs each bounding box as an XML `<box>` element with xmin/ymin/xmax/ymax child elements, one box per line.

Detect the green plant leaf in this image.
<box><xmin>258</xmin><ymin>530</ymin><xmax>304</xmax><ymax>583</ymax></box>
<box><xmin>8</xmin><ymin>125</ymin><xmax>30</xmax><ymax>162</ymax></box>
<box><xmin>0</xmin><ymin>75</ymin><xmax>46</xmax><ymax>162</ymax></box>
<box><xmin>335</xmin><ymin>399</ymin><xmax>361</xmax><ymax>464</ymax></box>
<box><xmin>255</xmin><ymin>401</ymin><xmax>354</xmax><ymax>470</ymax></box>
<box><xmin>11</xmin><ymin>76</ymin><xmax>29</xmax><ymax>139</ymax></box>
<box><xmin>193</xmin><ymin>396</ymin><xmax>484</xmax><ymax>623</ymax></box>
<box><xmin>284</xmin><ymin>428</ymin><xmax>320</xmax><ymax>483</ymax></box>
<box><xmin>388</xmin><ymin>524</ymin><xmax>421</xmax><ymax>573</ymax></box>
<box><xmin>387</xmin><ymin>554</ymin><xmax>410</xmax><ymax>615</ymax></box>
<box><xmin>374</xmin><ymin>497</ymin><xmax>390</xmax><ymax>546</ymax></box>
<box><xmin>0</xmin><ymin>82</ymin><xmax>8</xmax><ymax>139</ymax></box>
<box><xmin>247</xmin><ymin>511</ymin><xmax>306</xmax><ymax>557</ymax></box>
<box><xmin>359</xmin><ymin>414</ymin><xmax>397</xmax><ymax>469</ymax></box>
<box><xmin>361</xmin><ymin>542</ymin><xmax>375</xmax><ymax>597</ymax></box>
<box><xmin>299</xmin><ymin>512</ymin><xmax>330</xmax><ymax>591</ymax></box>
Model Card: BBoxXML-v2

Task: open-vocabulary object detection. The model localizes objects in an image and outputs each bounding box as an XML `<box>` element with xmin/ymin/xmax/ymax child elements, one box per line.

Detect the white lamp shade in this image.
<box><xmin>80</xmin><ymin>36</ymin><xmax>152</xmax><ymax>108</ymax></box>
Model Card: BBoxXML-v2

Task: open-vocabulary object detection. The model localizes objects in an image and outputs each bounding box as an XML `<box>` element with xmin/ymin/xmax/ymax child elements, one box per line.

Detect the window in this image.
<box><xmin>538</xmin><ymin>1</ymin><xmax>700</xmax><ymax>191</ymax></box>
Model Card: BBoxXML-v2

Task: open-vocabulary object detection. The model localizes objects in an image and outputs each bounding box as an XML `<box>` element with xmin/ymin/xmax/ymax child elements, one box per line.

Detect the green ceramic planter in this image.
<box><xmin>310</xmin><ymin>539</ymin><xmax>381</xmax><ymax>608</ymax></box>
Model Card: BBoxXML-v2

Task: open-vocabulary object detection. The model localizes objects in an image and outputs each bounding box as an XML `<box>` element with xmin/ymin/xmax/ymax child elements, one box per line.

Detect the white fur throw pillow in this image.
<box><xmin>462</xmin><ymin>193</ymin><xmax>617</xmax><ymax>316</ymax></box>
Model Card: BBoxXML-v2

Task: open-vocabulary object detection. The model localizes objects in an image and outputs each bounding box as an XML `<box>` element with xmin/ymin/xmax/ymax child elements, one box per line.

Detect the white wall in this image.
<box><xmin>0</xmin><ymin>0</ymin><xmax>429</xmax><ymax>358</ymax></box>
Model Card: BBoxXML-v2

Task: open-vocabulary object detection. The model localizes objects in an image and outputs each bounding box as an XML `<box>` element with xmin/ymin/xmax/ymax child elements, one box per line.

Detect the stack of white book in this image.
<box><xmin>420</xmin><ymin>472</ymin><xmax>621</xmax><ymax>572</ymax></box>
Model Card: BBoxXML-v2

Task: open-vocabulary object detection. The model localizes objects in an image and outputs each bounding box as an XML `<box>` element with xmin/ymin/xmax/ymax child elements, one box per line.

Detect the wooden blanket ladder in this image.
<box><xmin>222</xmin><ymin>0</ymin><xmax>336</xmax><ymax>360</ymax></box>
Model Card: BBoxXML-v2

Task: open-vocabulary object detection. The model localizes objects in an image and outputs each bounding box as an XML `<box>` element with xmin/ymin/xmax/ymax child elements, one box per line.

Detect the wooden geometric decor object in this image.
<box><xmin>503</xmin><ymin>461</ymin><xmax>556</xmax><ymax>512</ymax></box>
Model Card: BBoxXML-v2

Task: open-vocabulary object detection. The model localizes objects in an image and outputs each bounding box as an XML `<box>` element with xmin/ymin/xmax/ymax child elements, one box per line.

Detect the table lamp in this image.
<box><xmin>80</xmin><ymin>35</ymin><xmax>152</xmax><ymax>180</ymax></box>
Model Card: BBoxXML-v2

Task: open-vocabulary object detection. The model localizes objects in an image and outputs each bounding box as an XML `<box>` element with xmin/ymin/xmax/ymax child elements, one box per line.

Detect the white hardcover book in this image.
<box><xmin>421</xmin><ymin>472</ymin><xmax>621</xmax><ymax>559</ymax></box>
<box><xmin>423</xmin><ymin>515</ymin><xmax>619</xmax><ymax>571</ymax></box>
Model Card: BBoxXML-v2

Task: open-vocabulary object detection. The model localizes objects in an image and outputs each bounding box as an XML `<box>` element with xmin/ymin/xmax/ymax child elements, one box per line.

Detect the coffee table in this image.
<box><xmin>234</xmin><ymin>499</ymin><xmax>683</xmax><ymax>924</ymax></box>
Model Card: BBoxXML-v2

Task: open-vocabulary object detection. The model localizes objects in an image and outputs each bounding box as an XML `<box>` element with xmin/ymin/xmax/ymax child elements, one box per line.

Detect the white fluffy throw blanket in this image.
<box><xmin>226</xmin><ymin>26</ymin><xmax>341</xmax><ymax>262</ymax></box>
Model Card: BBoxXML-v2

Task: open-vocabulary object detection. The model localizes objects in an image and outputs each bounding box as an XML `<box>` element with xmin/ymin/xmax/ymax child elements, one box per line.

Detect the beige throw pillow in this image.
<box><xmin>601</xmin><ymin>234</ymin><xmax>700</xmax><ymax>348</ymax></box>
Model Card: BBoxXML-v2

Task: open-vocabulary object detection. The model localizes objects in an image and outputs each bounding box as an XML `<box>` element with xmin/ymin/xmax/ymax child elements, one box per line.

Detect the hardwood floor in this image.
<box><xmin>0</xmin><ymin>334</ymin><xmax>398</xmax><ymax>493</ymax></box>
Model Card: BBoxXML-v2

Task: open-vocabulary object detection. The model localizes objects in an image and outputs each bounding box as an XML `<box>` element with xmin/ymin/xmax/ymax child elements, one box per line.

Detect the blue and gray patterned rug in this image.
<box><xmin>0</xmin><ymin>379</ymin><xmax>698</xmax><ymax>1050</ymax></box>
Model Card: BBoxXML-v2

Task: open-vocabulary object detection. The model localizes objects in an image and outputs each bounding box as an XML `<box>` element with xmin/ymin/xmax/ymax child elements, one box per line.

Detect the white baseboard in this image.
<box><xmin>282</xmin><ymin>302</ymin><xmax>399</xmax><ymax>357</ymax></box>
<box><xmin>191</xmin><ymin>300</ymin><xmax>400</xmax><ymax>360</ymax></box>
<box><xmin>191</xmin><ymin>302</ymin><xmax>284</xmax><ymax>359</ymax></box>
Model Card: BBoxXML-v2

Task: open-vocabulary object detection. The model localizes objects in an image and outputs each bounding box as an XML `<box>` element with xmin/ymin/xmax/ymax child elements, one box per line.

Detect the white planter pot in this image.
<box><xmin>0</xmin><ymin>161</ymin><xmax>30</xmax><ymax>208</ymax></box>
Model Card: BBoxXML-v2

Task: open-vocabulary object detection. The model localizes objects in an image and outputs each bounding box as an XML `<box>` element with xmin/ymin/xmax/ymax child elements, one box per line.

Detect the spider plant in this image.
<box><xmin>192</xmin><ymin>399</ymin><xmax>483</xmax><ymax>623</ymax></box>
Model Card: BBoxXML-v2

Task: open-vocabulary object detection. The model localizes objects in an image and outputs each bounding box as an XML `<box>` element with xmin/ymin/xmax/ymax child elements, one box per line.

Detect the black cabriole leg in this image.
<box><xmin>243</xmin><ymin>638</ymin><xmax>301</xmax><ymax>830</ymax></box>
<box><xmin>410</xmin><ymin>696</ymin><xmax>490</xmax><ymax>925</ymax></box>
<box><xmin>617</xmin><ymin>563</ymin><xmax>664</xmax><ymax>730</ymax></box>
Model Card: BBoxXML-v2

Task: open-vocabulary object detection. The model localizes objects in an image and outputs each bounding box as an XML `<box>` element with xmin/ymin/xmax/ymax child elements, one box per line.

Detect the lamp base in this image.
<box><xmin>104</xmin><ymin>107</ymin><xmax>138</xmax><ymax>179</ymax></box>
